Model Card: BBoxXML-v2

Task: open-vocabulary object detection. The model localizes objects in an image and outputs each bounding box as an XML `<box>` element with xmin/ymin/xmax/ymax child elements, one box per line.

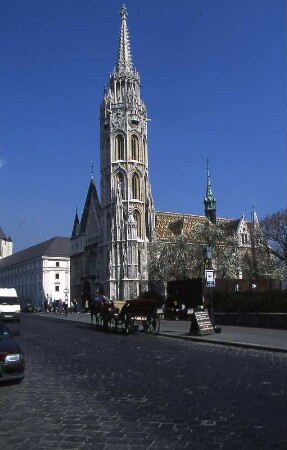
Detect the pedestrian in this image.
<box><xmin>73</xmin><ymin>299</ymin><xmax>78</xmax><ymax>314</ymax></box>
<box><xmin>63</xmin><ymin>300</ymin><xmax>68</xmax><ymax>317</ymax></box>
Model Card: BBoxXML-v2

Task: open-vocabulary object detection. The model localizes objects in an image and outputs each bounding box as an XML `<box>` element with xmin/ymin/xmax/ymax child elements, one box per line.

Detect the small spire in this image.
<box><xmin>205</xmin><ymin>159</ymin><xmax>216</xmax><ymax>203</ymax></box>
<box><xmin>252</xmin><ymin>203</ymin><xmax>259</xmax><ymax>223</ymax></box>
<box><xmin>71</xmin><ymin>207</ymin><xmax>80</xmax><ymax>238</ymax></box>
<box><xmin>116</xmin><ymin>4</ymin><xmax>133</xmax><ymax>74</ymax></box>
<box><xmin>204</xmin><ymin>159</ymin><xmax>216</xmax><ymax>224</ymax></box>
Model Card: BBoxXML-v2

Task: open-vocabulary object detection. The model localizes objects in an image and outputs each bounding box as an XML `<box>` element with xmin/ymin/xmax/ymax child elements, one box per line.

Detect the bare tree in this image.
<box><xmin>149</xmin><ymin>212</ymin><xmax>286</xmax><ymax>285</ymax></box>
<box><xmin>148</xmin><ymin>221</ymin><xmax>240</xmax><ymax>283</ymax></box>
<box><xmin>259</xmin><ymin>209</ymin><xmax>287</xmax><ymax>280</ymax></box>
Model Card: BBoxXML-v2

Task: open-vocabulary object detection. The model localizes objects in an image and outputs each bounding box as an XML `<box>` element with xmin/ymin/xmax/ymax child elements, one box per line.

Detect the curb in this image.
<box><xmin>32</xmin><ymin>313</ymin><xmax>287</xmax><ymax>354</ymax></box>
<box><xmin>158</xmin><ymin>332</ymin><xmax>287</xmax><ymax>353</ymax></box>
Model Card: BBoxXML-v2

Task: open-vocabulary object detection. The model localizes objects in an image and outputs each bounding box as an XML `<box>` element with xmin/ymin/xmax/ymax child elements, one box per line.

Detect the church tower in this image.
<box><xmin>204</xmin><ymin>160</ymin><xmax>217</xmax><ymax>224</ymax></box>
<box><xmin>100</xmin><ymin>5</ymin><xmax>155</xmax><ymax>300</ymax></box>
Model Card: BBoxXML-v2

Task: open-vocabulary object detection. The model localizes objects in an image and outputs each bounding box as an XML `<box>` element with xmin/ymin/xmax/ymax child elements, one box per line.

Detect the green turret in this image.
<box><xmin>204</xmin><ymin>159</ymin><xmax>217</xmax><ymax>224</ymax></box>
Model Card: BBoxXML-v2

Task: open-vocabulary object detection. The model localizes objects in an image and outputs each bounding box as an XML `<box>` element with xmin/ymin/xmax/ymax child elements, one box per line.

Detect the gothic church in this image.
<box><xmin>70</xmin><ymin>5</ymin><xmax>255</xmax><ymax>303</ymax></box>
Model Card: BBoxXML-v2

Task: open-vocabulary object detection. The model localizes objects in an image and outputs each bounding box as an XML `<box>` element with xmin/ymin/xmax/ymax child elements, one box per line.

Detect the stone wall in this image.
<box><xmin>214</xmin><ymin>313</ymin><xmax>286</xmax><ymax>330</ymax></box>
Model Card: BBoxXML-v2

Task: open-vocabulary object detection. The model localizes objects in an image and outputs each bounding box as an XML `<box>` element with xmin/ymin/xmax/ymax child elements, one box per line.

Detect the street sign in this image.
<box><xmin>205</xmin><ymin>270</ymin><xmax>215</xmax><ymax>287</ymax></box>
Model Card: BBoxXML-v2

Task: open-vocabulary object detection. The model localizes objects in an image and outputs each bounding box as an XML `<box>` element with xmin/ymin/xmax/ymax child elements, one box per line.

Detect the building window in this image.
<box><xmin>133</xmin><ymin>210</ymin><xmax>141</xmax><ymax>238</ymax></box>
<box><xmin>56</xmin><ymin>262</ymin><xmax>60</xmax><ymax>267</ymax></box>
<box><xmin>117</xmin><ymin>172</ymin><xmax>125</xmax><ymax>199</ymax></box>
<box><xmin>89</xmin><ymin>252</ymin><xmax>97</xmax><ymax>273</ymax></box>
<box><xmin>55</xmin><ymin>273</ymin><xmax>59</xmax><ymax>279</ymax></box>
<box><xmin>55</xmin><ymin>286</ymin><xmax>59</xmax><ymax>292</ymax></box>
<box><xmin>115</xmin><ymin>134</ymin><xmax>125</xmax><ymax>160</ymax></box>
<box><xmin>132</xmin><ymin>173</ymin><xmax>140</xmax><ymax>199</ymax></box>
<box><xmin>143</xmin><ymin>138</ymin><xmax>146</xmax><ymax>164</ymax></box>
<box><xmin>138</xmin><ymin>249</ymin><xmax>141</xmax><ymax>273</ymax></box>
<box><xmin>131</xmin><ymin>134</ymin><xmax>139</xmax><ymax>160</ymax></box>
<box><xmin>241</xmin><ymin>234</ymin><xmax>248</xmax><ymax>245</ymax></box>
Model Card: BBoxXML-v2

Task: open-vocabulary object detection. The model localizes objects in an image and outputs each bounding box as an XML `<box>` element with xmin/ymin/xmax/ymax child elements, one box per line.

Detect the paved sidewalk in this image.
<box><xmin>34</xmin><ymin>312</ymin><xmax>287</xmax><ymax>353</ymax></box>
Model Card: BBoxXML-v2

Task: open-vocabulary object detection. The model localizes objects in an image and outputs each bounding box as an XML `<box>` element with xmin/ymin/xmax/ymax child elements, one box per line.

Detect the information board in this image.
<box><xmin>189</xmin><ymin>309</ymin><xmax>214</xmax><ymax>336</ymax></box>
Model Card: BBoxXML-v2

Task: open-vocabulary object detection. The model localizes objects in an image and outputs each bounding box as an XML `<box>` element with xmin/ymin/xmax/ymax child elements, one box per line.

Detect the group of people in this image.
<box><xmin>43</xmin><ymin>298</ymin><xmax>69</xmax><ymax>316</ymax></box>
<box><xmin>43</xmin><ymin>295</ymin><xmax>112</xmax><ymax>317</ymax></box>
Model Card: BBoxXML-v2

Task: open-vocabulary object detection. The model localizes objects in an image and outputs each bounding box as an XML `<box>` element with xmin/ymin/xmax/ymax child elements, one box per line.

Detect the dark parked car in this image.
<box><xmin>0</xmin><ymin>320</ymin><xmax>25</xmax><ymax>383</ymax></box>
<box><xmin>22</xmin><ymin>303</ymin><xmax>41</xmax><ymax>313</ymax></box>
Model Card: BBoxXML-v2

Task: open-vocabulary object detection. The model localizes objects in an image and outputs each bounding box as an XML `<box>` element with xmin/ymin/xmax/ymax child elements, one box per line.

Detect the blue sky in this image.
<box><xmin>0</xmin><ymin>0</ymin><xmax>286</xmax><ymax>252</ymax></box>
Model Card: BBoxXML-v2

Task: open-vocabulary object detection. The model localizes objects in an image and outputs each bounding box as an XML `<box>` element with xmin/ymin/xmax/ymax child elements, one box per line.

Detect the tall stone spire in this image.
<box><xmin>115</xmin><ymin>4</ymin><xmax>133</xmax><ymax>75</ymax></box>
<box><xmin>99</xmin><ymin>4</ymin><xmax>155</xmax><ymax>301</ymax></box>
<box><xmin>204</xmin><ymin>159</ymin><xmax>217</xmax><ymax>224</ymax></box>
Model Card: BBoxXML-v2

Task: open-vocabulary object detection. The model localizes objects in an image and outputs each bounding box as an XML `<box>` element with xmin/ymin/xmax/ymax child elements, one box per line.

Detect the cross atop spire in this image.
<box><xmin>115</xmin><ymin>4</ymin><xmax>133</xmax><ymax>74</ymax></box>
<box><xmin>91</xmin><ymin>160</ymin><xmax>94</xmax><ymax>180</ymax></box>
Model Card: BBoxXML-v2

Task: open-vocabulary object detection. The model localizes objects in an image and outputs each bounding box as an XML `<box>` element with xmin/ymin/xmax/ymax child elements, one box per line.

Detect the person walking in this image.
<box><xmin>63</xmin><ymin>300</ymin><xmax>68</xmax><ymax>317</ymax></box>
<box><xmin>73</xmin><ymin>299</ymin><xmax>78</xmax><ymax>314</ymax></box>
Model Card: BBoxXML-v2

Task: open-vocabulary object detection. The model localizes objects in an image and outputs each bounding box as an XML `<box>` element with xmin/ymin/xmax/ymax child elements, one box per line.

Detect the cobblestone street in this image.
<box><xmin>0</xmin><ymin>315</ymin><xmax>286</xmax><ymax>449</ymax></box>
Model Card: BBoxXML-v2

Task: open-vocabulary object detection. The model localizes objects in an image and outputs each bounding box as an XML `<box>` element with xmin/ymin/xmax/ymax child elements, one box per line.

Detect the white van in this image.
<box><xmin>0</xmin><ymin>288</ymin><xmax>21</xmax><ymax>322</ymax></box>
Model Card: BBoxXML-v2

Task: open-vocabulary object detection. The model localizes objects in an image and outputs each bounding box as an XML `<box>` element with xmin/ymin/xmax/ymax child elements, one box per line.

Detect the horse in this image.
<box><xmin>88</xmin><ymin>297</ymin><xmax>104</xmax><ymax>329</ymax></box>
<box><xmin>89</xmin><ymin>296</ymin><xmax>118</xmax><ymax>331</ymax></box>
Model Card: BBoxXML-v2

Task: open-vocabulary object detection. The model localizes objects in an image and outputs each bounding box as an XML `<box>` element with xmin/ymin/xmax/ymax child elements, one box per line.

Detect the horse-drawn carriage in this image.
<box><xmin>89</xmin><ymin>297</ymin><xmax>160</xmax><ymax>335</ymax></box>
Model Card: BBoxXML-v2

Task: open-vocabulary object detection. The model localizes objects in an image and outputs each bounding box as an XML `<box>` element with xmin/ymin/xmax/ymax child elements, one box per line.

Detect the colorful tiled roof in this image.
<box><xmin>155</xmin><ymin>211</ymin><xmax>242</xmax><ymax>241</ymax></box>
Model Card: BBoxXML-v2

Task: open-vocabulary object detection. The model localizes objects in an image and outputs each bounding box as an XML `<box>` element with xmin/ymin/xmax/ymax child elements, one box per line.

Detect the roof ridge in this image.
<box><xmin>0</xmin><ymin>236</ymin><xmax>70</xmax><ymax>269</ymax></box>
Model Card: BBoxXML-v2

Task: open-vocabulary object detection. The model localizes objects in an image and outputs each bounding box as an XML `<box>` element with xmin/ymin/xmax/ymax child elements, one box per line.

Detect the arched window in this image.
<box><xmin>133</xmin><ymin>210</ymin><xmax>141</xmax><ymax>238</ymax></box>
<box><xmin>138</xmin><ymin>249</ymin><xmax>141</xmax><ymax>273</ymax></box>
<box><xmin>117</xmin><ymin>172</ymin><xmax>125</xmax><ymax>199</ymax></box>
<box><xmin>132</xmin><ymin>173</ymin><xmax>140</xmax><ymax>199</ymax></box>
<box><xmin>88</xmin><ymin>251</ymin><xmax>97</xmax><ymax>274</ymax></box>
<box><xmin>142</xmin><ymin>138</ymin><xmax>146</xmax><ymax>164</ymax></box>
<box><xmin>131</xmin><ymin>134</ymin><xmax>139</xmax><ymax>160</ymax></box>
<box><xmin>115</xmin><ymin>134</ymin><xmax>125</xmax><ymax>160</ymax></box>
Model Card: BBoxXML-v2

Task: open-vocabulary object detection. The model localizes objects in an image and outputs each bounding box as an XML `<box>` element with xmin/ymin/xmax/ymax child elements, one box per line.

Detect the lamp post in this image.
<box><xmin>204</xmin><ymin>245</ymin><xmax>215</xmax><ymax>327</ymax></box>
<box><xmin>63</xmin><ymin>288</ymin><xmax>69</xmax><ymax>307</ymax></box>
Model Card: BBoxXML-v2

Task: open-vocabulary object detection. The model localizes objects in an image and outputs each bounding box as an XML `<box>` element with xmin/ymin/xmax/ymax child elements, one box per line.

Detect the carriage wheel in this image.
<box><xmin>122</xmin><ymin>322</ymin><xmax>130</xmax><ymax>335</ymax></box>
<box><xmin>148</xmin><ymin>316</ymin><xmax>160</xmax><ymax>335</ymax></box>
<box><xmin>124</xmin><ymin>325</ymin><xmax>129</xmax><ymax>335</ymax></box>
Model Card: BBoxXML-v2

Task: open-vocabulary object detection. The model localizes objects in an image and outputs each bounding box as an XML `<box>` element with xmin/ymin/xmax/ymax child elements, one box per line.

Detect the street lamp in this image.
<box><xmin>204</xmin><ymin>245</ymin><xmax>213</xmax><ymax>264</ymax></box>
<box><xmin>64</xmin><ymin>288</ymin><xmax>69</xmax><ymax>306</ymax></box>
<box><xmin>204</xmin><ymin>245</ymin><xmax>215</xmax><ymax>327</ymax></box>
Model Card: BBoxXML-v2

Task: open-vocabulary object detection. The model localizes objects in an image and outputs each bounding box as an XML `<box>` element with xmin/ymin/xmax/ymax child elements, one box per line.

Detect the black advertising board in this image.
<box><xmin>189</xmin><ymin>309</ymin><xmax>214</xmax><ymax>336</ymax></box>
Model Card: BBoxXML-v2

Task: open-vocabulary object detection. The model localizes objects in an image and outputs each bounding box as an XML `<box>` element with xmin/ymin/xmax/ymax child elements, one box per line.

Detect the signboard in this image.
<box><xmin>189</xmin><ymin>309</ymin><xmax>214</xmax><ymax>336</ymax></box>
<box><xmin>205</xmin><ymin>270</ymin><xmax>215</xmax><ymax>287</ymax></box>
<box><xmin>114</xmin><ymin>300</ymin><xmax>125</xmax><ymax>311</ymax></box>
